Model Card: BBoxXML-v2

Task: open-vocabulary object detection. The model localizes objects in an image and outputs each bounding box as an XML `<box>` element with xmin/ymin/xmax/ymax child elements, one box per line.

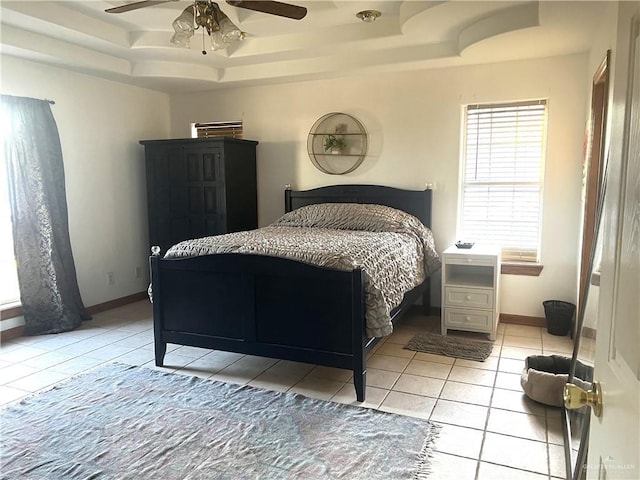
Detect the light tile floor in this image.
<box><xmin>0</xmin><ymin>301</ymin><xmax>574</xmax><ymax>480</ymax></box>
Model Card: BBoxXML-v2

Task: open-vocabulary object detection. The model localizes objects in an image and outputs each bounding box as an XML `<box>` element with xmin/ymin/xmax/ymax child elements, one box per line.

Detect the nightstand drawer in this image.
<box><xmin>444</xmin><ymin>286</ymin><xmax>494</xmax><ymax>309</ymax></box>
<box><xmin>443</xmin><ymin>254</ymin><xmax>495</xmax><ymax>266</ymax></box>
<box><xmin>444</xmin><ymin>308</ymin><xmax>492</xmax><ymax>329</ymax></box>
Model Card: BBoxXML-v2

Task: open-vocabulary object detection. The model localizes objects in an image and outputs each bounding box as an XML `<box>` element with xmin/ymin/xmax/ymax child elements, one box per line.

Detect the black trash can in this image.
<box><xmin>543</xmin><ymin>300</ymin><xmax>575</xmax><ymax>336</ymax></box>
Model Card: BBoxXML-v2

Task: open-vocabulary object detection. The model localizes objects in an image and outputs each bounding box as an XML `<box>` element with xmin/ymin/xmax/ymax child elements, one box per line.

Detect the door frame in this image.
<box><xmin>578</xmin><ymin>51</ymin><xmax>610</xmax><ymax>327</ymax></box>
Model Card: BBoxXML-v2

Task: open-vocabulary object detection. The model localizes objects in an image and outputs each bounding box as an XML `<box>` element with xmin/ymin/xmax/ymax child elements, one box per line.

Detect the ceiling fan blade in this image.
<box><xmin>226</xmin><ymin>1</ymin><xmax>307</xmax><ymax>20</ymax></box>
<box><xmin>105</xmin><ymin>0</ymin><xmax>178</xmax><ymax>14</ymax></box>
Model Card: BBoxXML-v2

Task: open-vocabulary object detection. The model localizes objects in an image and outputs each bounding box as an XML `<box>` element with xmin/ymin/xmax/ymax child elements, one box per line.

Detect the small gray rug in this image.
<box><xmin>1</xmin><ymin>363</ymin><xmax>438</xmax><ymax>479</ymax></box>
<box><xmin>404</xmin><ymin>332</ymin><xmax>494</xmax><ymax>361</ymax></box>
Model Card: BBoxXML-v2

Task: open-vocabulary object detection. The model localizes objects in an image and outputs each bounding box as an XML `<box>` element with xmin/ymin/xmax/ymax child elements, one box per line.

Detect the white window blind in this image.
<box><xmin>193</xmin><ymin>120</ymin><xmax>243</xmax><ymax>139</ymax></box>
<box><xmin>460</xmin><ymin>100</ymin><xmax>547</xmax><ymax>262</ymax></box>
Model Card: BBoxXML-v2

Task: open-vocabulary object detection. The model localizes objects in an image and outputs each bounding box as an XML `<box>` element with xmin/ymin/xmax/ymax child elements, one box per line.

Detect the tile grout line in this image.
<box><xmin>474</xmin><ymin>327</ymin><xmax>505</xmax><ymax>480</ymax></box>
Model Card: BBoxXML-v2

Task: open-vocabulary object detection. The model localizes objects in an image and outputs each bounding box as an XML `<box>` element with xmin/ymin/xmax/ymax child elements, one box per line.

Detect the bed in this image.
<box><xmin>150</xmin><ymin>184</ymin><xmax>438</xmax><ymax>401</ymax></box>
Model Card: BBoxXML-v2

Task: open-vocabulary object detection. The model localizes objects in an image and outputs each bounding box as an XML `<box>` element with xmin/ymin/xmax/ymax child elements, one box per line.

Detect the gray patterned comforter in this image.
<box><xmin>165</xmin><ymin>203</ymin><xmax>440</xmax><ymax>337</ymax></box>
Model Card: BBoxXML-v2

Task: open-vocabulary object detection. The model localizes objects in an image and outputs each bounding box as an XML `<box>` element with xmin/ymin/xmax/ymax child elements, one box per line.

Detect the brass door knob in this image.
<box><xmin>563</xmin><ymin>381</ymin><xmax>603</xmax><ymax>418</ymax></box>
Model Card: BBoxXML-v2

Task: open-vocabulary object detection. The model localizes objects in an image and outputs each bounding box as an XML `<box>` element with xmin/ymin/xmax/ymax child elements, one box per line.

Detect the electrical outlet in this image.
<box><xmin>107</xmin><ymin>272</ymin><xmax>115</xmax><ymax>286</ymax></box>
<box><xmin>135</xmin><ymin>266</ymin><xmax>143</xmax><ymax>279</ymax></box>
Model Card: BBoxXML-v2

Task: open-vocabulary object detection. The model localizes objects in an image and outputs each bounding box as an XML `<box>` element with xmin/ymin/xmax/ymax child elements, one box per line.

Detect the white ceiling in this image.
<box><xmin>0</xmin><ymin>1</ymin><xmax>608</xmax><ymax>93</ymax></box>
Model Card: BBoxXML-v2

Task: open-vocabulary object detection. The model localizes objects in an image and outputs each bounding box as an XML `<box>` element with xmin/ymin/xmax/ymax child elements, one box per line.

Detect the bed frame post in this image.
<box><xmin>351</xmin><ymin>269</ymin><xmax>366</xmax><ymax>402</ymax></box>
<box><xmin>149</xmin><ymin>250</ymin><xmax>167</xmax><ymax>366</ymax></box>
<box><xmin>284</xmin><ymin>185</ymin><xmax>293</xmax><ymax>213</ymax></box>
<box><xmin>422</xmin><ymin>277</ymin><xmax>432</xmax><ymax>315</ymax></box>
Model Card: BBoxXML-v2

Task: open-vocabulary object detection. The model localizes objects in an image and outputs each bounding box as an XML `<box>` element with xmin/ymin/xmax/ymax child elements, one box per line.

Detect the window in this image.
<box><xmin>0</xmin><ymin>154</ymin><xmax>20</xmax><ymax>306</ymax></box>
<box><xmin>191</xmin><ymin>120</ymin><xmax>243</xmax><ymax>139</ymax></box>
<box><xmin>459</xmin><ymin>100</ymin><xmax>547</xmax><ymax>262</ymax></box>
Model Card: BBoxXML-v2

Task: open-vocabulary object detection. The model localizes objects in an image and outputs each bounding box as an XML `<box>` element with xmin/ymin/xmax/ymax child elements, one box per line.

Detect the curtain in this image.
<box><xmin>1</xmin><ymin>95</ymin><xmax>90</xmax><ymax>335</ymax></box>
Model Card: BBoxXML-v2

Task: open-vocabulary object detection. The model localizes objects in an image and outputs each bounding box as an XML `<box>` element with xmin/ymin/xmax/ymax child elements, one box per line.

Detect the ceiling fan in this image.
<box><xmin>105</xmin><ymin>0</ymin><xmax>307</xmax><ymax>20</ymax></box>
<box><xmin>106</xmin><ymin>0</ymin><xmax>306</xmax><ymax>53</ymax></box>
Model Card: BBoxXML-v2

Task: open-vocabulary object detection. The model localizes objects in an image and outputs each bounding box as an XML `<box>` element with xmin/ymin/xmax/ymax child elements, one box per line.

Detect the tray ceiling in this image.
<box><xmin>0</xmin><ymin>1</ymin><xmax>608</xmax><ymax>93</ymax></box>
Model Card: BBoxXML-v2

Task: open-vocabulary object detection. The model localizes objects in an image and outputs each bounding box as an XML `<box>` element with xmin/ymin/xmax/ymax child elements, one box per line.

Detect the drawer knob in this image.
<box><xmin>465</xmin><ymin>295</ymin><xmax>472</xmax><ymax>300</ymax></box>
<box><xmin>466</xmin><ymin>258</ymin><xmax>472</xmax><ymax>263</ymax></box>
<box><xmin>465</xmin><ymin>316</ymin><xmax>471</xmax><ymax>321</ymax></box>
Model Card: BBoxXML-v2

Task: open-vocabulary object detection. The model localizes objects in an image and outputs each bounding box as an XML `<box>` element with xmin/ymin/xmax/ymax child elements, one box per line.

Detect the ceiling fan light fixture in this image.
<box><xmin>356</xmin><ymin>10</ymin><xmax>381</xmax><ymax>23</ymax></box>
<box><xmin>219</xmin><ymin>17</ymin><xmax>244</xmax><ymax>42</ymax></box>
<box><xmin>170</xmin><ymin>32</ymin><xmax>193</xmax><ymax>47</ymax></box>
<box><xmin>211</xmin><ymin>18</ymin><xmax>244</xmax><ymax>50</ymax></box>
<box><xmin>194</xmin><ymin>1</ymin><xmax>218</xmax><ymax>33</ymax></box>
<box><xmin>170</xmin><ymin>1</ymin><xmax>244</xmax><ymax>53</ymax></box>
<box><xmin>171</xmin><ymin>5</ymin><xmax>195</xmax><ymax>46</ymax></box>
<box><xmin>210</xmin><ymin>31</ymin><xmax>229</xmax><ymax>51</ymax></box>
<box><xmin>173</xmin><ymin>5</ymin><xmax>196</xmax><ymax>33</ymax></box>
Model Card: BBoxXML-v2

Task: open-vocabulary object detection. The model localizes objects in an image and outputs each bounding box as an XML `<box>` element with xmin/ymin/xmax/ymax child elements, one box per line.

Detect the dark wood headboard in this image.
<box><xmin>284</xmin><ymin>184</ymin><xmax>432</xmax><ymax>228</ymax></box>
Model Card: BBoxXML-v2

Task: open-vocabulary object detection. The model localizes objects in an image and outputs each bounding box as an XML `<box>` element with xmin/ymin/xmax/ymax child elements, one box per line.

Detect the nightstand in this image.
<box><xmin>441</xmin><ymin>244</ymin><xmax>501</xmax><ymax>340</ymax></box>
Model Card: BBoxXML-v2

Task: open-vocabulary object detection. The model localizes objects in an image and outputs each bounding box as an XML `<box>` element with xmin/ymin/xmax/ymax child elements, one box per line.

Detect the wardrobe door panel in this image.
<box><xmin>141</xmin><ymin>138</ymin><xmax>258</xmax><ymax>254</ymax></box>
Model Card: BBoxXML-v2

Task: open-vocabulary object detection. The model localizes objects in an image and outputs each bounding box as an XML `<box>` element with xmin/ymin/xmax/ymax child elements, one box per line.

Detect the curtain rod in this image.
<box><xmin>0</xmin><ymin>94</ymin><xmax>55</xmax><ymax>105</ymax></box>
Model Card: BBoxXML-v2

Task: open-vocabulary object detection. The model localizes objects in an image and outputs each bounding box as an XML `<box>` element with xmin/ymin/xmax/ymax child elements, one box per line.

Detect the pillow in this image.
<box><xmin>271</xmin><ymin>202</ymin><xmax>441</xmax><ymax>276</ymax></box>
<box><xmin>272</xmin><ymin>202</ymin><xmax>422</xmax><ymax>234</ymax></box>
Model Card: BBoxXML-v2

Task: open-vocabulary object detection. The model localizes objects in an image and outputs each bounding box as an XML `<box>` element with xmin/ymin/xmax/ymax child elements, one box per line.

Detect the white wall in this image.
<box><xmin>170</xmin><ymin>54</ymin><xmax>589</xmax><ymax>318</ymax></box>
<box><xmin>1</xmin><ymin>55</ymin><xmax>170</xmax><ymax>309</ymax></box>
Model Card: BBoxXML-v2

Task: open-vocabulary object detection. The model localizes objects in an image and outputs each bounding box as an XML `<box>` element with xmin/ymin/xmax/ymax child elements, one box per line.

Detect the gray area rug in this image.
<box><xmin>1</xmin><ymin>363</ymin><xmax>438</xmax><ymax>479</ymax></box>
<box><xmin>405</xmin><ymin>332</ymin><xmax>494</xmax><ymax>362</ymax></box>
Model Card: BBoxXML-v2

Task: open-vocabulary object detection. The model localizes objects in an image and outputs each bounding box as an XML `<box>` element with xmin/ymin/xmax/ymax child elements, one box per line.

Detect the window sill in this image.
<box><xmin>1</xmin><ymin>303</ymin><xmax>23</xmax><ymax>320</ymax></box>
<box><xmin>501</xmin><ymin>262</ymin><xmax>544</xmax><ymax>276</ymax></box>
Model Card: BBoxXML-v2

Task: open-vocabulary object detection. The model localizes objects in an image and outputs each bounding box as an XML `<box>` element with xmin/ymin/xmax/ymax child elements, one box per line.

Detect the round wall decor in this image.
<box><xmin>307</xmin><ymin>112</ymin><xmax>368</xmax><ymax>175</ymax></box>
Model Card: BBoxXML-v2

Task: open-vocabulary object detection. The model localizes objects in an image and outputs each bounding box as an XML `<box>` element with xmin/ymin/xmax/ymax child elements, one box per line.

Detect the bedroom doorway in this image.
<box><xmin>578</xmin><ymin>51</ymin><xmax>610</xmax><ymax>323</ymax></box>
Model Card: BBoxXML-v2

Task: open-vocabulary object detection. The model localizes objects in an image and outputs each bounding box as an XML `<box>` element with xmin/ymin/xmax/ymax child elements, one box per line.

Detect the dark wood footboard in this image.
<box><xmin>151</xmin><ymin>253</ymin><xmax>372</xmax><ymax>400</ymax></box>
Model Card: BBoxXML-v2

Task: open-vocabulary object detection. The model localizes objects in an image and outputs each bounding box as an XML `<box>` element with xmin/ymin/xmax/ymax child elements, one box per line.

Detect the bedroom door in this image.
<box><xmin>582</xmin><ymin>9</ymin><xmax>639</xmax><ymax>480</ymax></box>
